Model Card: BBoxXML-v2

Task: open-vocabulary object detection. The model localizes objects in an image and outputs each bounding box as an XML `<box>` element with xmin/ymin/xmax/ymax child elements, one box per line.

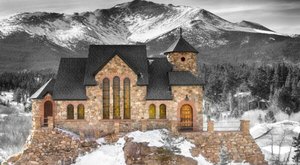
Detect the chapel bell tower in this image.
<box><xmin>164</xmin><ymin>28</ymin><xmax>199</xmax><ymax>75</ymax></box>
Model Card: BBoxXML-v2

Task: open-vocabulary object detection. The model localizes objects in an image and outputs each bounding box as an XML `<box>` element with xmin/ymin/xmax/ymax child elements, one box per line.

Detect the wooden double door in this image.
<box><xmin>180</xmin><ymin>104</ymin><xmax>193</xmax><ymax>130</ymax></box>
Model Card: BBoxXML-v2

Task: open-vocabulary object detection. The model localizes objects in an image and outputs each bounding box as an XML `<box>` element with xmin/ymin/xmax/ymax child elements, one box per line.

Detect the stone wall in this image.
<box><xmin>4</xmin><ymin>128</ymin><xmax>98</xmax><ymax>165</ymax></box>
<box><xmin>171</xmin><ymin>86</ymin><xmax>203</xmax><ymax>131</ymax></box>
<box><xmin>32</xmin><ymin>100</ymin><xmax>42</xmax><ymax>129</ymax></box>
<box><xmin>182</xmin><ymin>131</ymin><xmax>267</xmax><ymax>165</ymax></box>
<box><xmin>166</xmin><ymin>52</ymin><xmax>198</xmax><ymax>75</ymax></box>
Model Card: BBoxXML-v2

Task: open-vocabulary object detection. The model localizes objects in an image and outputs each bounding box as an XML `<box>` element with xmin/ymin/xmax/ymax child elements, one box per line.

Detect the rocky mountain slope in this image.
<box><xmin>0</xmin><ymin>0</ymin><xmax>299</xmax><ymax>72</ymax></box>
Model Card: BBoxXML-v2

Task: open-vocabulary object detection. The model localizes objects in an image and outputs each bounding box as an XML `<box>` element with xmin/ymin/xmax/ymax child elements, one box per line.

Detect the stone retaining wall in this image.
<box><xmin>3</xmin><ymin>128</ymin><xmax>98</xmax><ymax>165</ymax></box>
<box><xmin>182</xmin><ymin>131</ymin><xmax>267</xmax><ymax>165</ymax></box>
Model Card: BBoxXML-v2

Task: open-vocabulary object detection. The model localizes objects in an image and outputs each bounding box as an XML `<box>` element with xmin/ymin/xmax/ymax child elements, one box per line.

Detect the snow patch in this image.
<box><xmin>74</xmin><ymin>138</ymin><xmax>126</xmax><ymax>165</ymax></box>
<box><xmin>251</xmin><ymin>120</ymin><xmax>300</xmax><ymax>139</ymax></box>
<box><xmin>56</xmin><ymin>128</ymin><xmax>80</xmax><ymax>140</ymax></box>
<box><xmin>262</xmin><ymin>145</ymin><xmax>293</xmax><ymax>155</ymax></box>
<box><xmin>127</xmin><ymin>130</ymin><xmax>164</xmax><ymax>147</ymax></box>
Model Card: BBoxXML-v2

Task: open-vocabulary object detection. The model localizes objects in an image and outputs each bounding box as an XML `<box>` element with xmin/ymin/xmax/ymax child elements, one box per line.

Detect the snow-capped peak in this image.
<box><xmin>0</xmin><ymin>0</ymin><xmax>286</xmax><ymax>50</ymax></box>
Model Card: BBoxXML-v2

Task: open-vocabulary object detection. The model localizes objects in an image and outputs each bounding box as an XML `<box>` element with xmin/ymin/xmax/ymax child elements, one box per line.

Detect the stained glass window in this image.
<box><xmin>67</xmin><ymin>104</ymin><xmax>74</xmax><ymax>119</ymax></box>
<box><xmin>124</xmin><ymin>78</ymin><xmax>130</xmax><ymax>119</ymax></box>
<box><xmin>103</xmin><ymin>78</ymin><xmax>110</xmax><ymax>119</ymax></box>
<box><xmin>149</xmin><ymin>104</ymin><xmax>156</xmax><ymax>119</ymax></box>
<box><xmin>113</xmin><ymin>76</ymin><xmax>120</xmax><ymax>119</ymax></box>
<box><xmin>77</xmin><ymin>104</ymin><xmax>85</xmax><ymax>119</ymax></box>
<box><xmin>159</xmin><ymin>104</ymin><xmax>166</xmax><ymax>119</ymax></box>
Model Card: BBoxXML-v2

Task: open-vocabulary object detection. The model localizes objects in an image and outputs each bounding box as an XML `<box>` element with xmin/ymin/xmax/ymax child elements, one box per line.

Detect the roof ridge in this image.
<box><xmin>60</xmin><ymin>57</ymin><xmax>87</xmax><ymax>59</ymax></box>
<box><xmin>164</xmin><ymin>34</ymin><xmax>198</xmax><ymax>54</ymax></box>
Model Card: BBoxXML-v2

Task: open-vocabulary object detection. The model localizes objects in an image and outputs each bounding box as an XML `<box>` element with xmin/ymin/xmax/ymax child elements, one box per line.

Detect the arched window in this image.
<box><xmin>149</xmin><ymin>104</ymin><xmax>156</xmax><ymax>119</ymax></box>
<box><xmin>103</xmin><ymin>78</ymin><xmax>110</xmax><ymax>119</ymax></box>
<box><xmin>67</xmin><ymin>104</ymin><xmax>74</xmax><ymax>119</ymax></box>
<box><xmin>113</xmin><ymin>76</ymin><xmax>120</xmax><ymax>119</ymax></box>
<box><xmin>77</xmin><ymin>104</ymin><xmax>85</xmax><ymax>119</ymax></box>
<box><xmin>124</xmin><ymin>78</ymin><xmax>131</xmax><ymax>119</ymax></box>
<box><xmin>159</xmin><ymin>104</ymin><xmax>166</xmax><ymax>119</ymax></box>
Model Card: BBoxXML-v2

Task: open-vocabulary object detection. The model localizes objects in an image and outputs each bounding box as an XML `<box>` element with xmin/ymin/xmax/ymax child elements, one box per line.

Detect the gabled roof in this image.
<box><xmin>164</xmin><ymin>36</ymin><xmax>199</xmax><ymax>54</ymax></box>
<box><xmin>30</xmin><ymin>78</ymin><xmax>55</xmax><ymax>99</ymax></box>
<box><xmin>30</xmin><ymin>43</ymin><xmax>204</xmax><ymax>101</ymax></box>
<box><xmin>84</xmin><ymin>45</ymin><xmax>149</xmax><ymax>86</ymax></box>
<box><xmin>168</xmin><ymin>71</ymin><xmax>205</xmax><ymax>86</ymax></box>
<box><xmin>52</xmin><ymin>58</ymin><xmax>87</xmax><ymax>100</ymax></box>
<box><xmin>146</xmin><ymin>58</ymin><xmax>173</xmax><ymax>100</ymax></box>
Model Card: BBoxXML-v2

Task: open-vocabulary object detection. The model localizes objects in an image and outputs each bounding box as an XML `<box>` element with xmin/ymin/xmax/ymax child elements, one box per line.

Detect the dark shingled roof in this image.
<box><xmin>31</xmin><ymin>42</ymin><xmax>204</xmax><ymax>100</ymax></box>
<box><xmin>52</xmin><ymin>58</ymin><xmax>88</xmax><ymax>100</ymax></box>
<box><xmin>84</xmin><ymin>45</ymin><xmax>149</xmax><ymax>86</ymax></box>
<box><xmin>31</xmin><ymin>78</ymin><xmax>56</xmax><ymax>99</ymax></box>
<box><xmin>164</xmin><ymin>36</ymin><xmax>199</xmax><ymax>54</ymax></box>
<box><xmin>168</xmin><ymin>71</ymin><xmax>205</xmax><ymax>86</ymax></box>
<box><xmin>146</xmin><ymin>58</ymin><xmax>173</xmax><ymax>100</ymax></box>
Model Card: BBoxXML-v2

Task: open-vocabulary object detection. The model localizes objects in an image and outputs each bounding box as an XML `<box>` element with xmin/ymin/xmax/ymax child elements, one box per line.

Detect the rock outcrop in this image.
<box><xmin>183</xmin><ymin>132</ymin><xmax>268</xmax><ymax>165</ymax></box>
<box><xmin>123</xmin><ymin>137</ymin><xmax>197</xmax><ymax>165</ymax></box>
<box><xmin>3</xmin><ymin>128</ymin><xmax>98</xmax><ymax>165</ymax></box>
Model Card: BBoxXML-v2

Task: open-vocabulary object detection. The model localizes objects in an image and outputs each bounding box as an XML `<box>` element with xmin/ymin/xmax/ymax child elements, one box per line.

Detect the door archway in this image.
<box><xmin>44</xmin><ymin>101</ymin><xmax>53</xmax><ymax>126</ymax></box>
<box><xmin>180</xmin><ymin>104</ymin><xmax>193</xmax><ymax>130</ymax></box>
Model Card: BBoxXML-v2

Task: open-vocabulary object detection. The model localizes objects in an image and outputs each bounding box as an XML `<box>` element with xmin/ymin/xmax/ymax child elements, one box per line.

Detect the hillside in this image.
<box><xmin>0</xmin><ymin>0</ymin><xmax>300</xmax><ymax>72</ymax></box>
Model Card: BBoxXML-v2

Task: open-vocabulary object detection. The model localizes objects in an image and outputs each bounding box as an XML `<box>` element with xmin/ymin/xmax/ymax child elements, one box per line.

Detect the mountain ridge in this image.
<box><xmin>0</xmin><ymin>0</ymin><xmax>299</xmax><ymax>72</ymax></box>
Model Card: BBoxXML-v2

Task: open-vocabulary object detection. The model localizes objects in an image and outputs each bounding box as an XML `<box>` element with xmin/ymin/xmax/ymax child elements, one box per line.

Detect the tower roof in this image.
<box><xmin>164</xmin><ymin>29</ymin><xmax>199</xmax><ymax>54</ymax></box>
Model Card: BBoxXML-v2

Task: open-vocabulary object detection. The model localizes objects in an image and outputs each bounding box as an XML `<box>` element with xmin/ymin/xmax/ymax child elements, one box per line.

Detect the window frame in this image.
<box><xmin>103</xmin><ymin>78</ymin><xmax>110</xmax><ymax>119</ymax></box>
<box><xmin>113</xmin><ymin>76</ymin><xmax>121</xmax><ymax>119</ymax></box>
<box><xmin>67</xmin><ymin>104</ymin><xmax>74</xmax><ymax>119</ymax></box>
<box><xmin>77</xmin><ymin>104</ymin><xmax>85</xmax><ymax>120</ymax></box>
<box><xmin>149</xmin><ymin>104</ymin><xmax>156</xmax><ymax>119</ymax></box>
<box><xmin>159</xmin><ymin>104</ymin><xmax>166</xmax><ymax>119</ymax></box>
<box><xmin>123</xmin><ymin>78</ymin><xmax>131</xmax><ymax>119</ymax></box>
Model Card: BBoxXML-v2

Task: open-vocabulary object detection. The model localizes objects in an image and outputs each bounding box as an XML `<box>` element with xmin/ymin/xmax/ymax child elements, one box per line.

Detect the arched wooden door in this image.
<box><xmin>44</xmin><ymin>101</ymin><xmax>53</xmax><ymax>126</ymax></box>
<box><xmin>180</xmin><ymin>104</ymin><xmax>193</xmax><ymax>130</ymax></box>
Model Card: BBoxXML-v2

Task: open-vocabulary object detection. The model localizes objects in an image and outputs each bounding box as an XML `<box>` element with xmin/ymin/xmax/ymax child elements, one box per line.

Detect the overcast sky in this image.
<box><xmin>0</xmin><ymin>0</ymin><xmax>299</xmax><ymax>34</ymax></box>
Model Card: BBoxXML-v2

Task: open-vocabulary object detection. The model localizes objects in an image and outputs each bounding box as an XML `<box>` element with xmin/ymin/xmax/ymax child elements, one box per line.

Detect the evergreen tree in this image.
<box><xmin>293</xmin><ymin>133</ymin><xmax>300</xmax><ymax>164</ymax></box>
<box><xmin>258</xmin><ymin>114</ymin><xmax>263</xmax><ymax>123</ymax></box>
<box><xmin>219</xmin><ymin>145</ymin><xmax>230</xmax><ymax>165</ymax></box>
<box><xmin>285</xmin><ymin>70</ymin><xmax>292</xmax><ymax>88</ymax></box>
<box><xmin>248</xmin><ymin>66</ymin><xmax>271</xmax><ymax>100</ymax></box>
<box><xmin>205</xmin><ymin>72</ymin><xmax>223</xmax><ymax>103</ymax></box>
<box><xmin>273</xmin><ymin>64</ymin><xmax>280</xmax><ymax>89</ymax></box>
<box><xmin>265</xmin><ymin>111</ymin><xmax>276</xmax><ymax>123</ymax></box>
<box><xmin>292</xmin><ymin>78</ymin><xmax>298</xmax><ymax>97</ymax></box>
<box><xmin>13</xmin><ymin>88</ymin><xmax>22</xmax><ymax>103</ymax></box>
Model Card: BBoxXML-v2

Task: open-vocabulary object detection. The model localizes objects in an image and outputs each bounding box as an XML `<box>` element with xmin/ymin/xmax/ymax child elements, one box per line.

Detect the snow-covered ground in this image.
<box><xmin>0</xmin><ymin>91</ymin><xmax>29</xmax><ymax>114</ymax></box>
<box><xmin>75</xmin><ymin>138</ymin><xmax>126</xmax><ymax>165</ymax></box>
<box><xmin>74</xmin><ymin>129</ymin><xmax>213</xmax><ymax>165</ymax></box>
<box><xmin>74</xmin><ymin>129</ymin><xmax>252</xmax><ymax>165</ymax></box>
<box><xmin>0</xmin><ymin>91</ymin><xmax>32</xmax><ymax>163</ymax></box>
<box><xmin>251</xmin><ymin>120</ymin><xmax>300</xmax><ymax>164</ymax></box>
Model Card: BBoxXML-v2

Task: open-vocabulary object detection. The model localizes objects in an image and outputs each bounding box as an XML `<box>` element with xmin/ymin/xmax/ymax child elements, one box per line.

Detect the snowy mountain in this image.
<box><xmin>0</xmin><ymin>0</ymin><xmax>300</xmax><ymax>72</ymax></box>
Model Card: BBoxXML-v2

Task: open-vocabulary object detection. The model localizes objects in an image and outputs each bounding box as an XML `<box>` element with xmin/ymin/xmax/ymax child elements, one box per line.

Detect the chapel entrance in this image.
<box><xmin>43</xmin><ymin>101</ymin><xmax>53</xmax><ymax>126</ymax></box>
<box><xmin>180</xmin><ymin>104</ymin><xmax>193</xmax><ymax>130</ymax></box>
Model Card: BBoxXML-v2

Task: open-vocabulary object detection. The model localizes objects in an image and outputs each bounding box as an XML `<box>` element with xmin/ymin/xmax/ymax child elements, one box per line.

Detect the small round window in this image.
<box><xmin>181</xmin><ymin>57</ymin><xmax>186</xmax><ymax>62</ymax></box>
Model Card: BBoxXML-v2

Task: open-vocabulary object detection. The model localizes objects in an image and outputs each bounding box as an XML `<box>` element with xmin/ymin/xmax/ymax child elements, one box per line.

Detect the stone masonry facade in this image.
<box><xmin>167</xmin><ymin>52</ymin><xmax>198</xmax><ymax>75</ymax></box>
<box><xmin>32</xmin><ymin>55</ymin><xmax>203</xmax><ymax>133</ymax></box>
